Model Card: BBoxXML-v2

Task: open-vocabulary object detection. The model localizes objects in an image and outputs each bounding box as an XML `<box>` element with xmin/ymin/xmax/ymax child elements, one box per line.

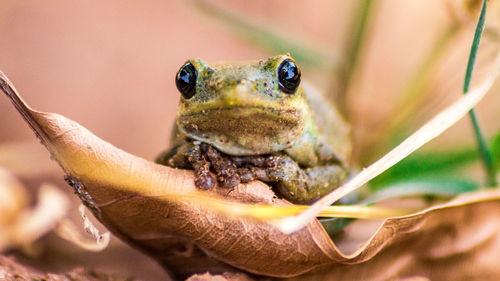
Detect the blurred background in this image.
<box><xmin>0</xmin><ymin>0</ymin><xmax>499</xmax><ymax>280</ymax></box>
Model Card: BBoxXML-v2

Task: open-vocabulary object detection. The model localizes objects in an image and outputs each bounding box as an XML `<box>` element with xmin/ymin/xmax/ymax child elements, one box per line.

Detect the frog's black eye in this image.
<box><xmin>277</xmin><ymin>59</ymin><xmax>301</xmax><ymax>94</ymax></box>
<box><xmin>176</xmin><ymin>62</ymin><xmax>197</xmax><ymax>99</ymax></box>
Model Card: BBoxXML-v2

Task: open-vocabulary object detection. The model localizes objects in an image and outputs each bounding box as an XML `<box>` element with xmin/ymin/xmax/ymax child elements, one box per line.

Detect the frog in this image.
<box><xmin>156</xmin><ymin>54</ymin><xmax>351</xmax><ymax>204</ymax></box>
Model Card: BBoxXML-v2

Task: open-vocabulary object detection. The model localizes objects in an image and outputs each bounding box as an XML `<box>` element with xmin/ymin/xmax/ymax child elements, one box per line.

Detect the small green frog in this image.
<box><xmin>156</xmin><ymin>54</ymin><xmax>351</xmax><ymax>203</ymax></box>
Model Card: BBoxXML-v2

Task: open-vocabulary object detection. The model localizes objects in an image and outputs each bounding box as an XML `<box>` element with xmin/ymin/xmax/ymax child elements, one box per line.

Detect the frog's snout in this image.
<box><xmin>217</xmin><ymin>82</ymin><xmax>255</xmax><ymax>106</ymax></box>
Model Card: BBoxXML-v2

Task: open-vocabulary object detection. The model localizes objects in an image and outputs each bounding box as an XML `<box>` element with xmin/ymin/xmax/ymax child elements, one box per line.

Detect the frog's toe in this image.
<box><xmin>218</xmin><ymin>174</ymin><xmax>240</xmax><ymax>188</ymax></box>
<box><xmin>195</xmin><ymin>173</ymin><xmax>216</xmax><ymax>190</ymax></box>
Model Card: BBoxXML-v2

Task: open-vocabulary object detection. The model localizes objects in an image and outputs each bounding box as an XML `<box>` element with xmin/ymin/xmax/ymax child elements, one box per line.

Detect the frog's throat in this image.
<box><xmin>177</xmin><ymin>106</ymin><xmax>307</xmax><ymax>155</ymax></box>
<box><xmin>180</xmin><ymin>105</ymin><xmax>298</xmax><ymax>117</ymax></box>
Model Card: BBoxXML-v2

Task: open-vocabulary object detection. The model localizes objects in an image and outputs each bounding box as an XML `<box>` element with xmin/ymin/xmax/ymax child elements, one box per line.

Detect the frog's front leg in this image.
<box><xmin>156</xmin><ymin>141</ymin><xmax>216</xmax><ymax>190</ymax></box>
<box><xmin>200</xmin><ymin>143</ymin><xmax>240</xmax><ymax>188</ymax></box>
<box><xmin>227</xmin><ymin>153</ymin><xmax>348</xmax><ymax>203</ymax></box>
<box><xmin>156</xmin><ymin>141</ymin><xmax>242</xmax><ymax>189</ymax></box>
<box><xmin>262</xmin><ymin>155</ymin><xmax>348</xmax><ymax>204</ymax></box>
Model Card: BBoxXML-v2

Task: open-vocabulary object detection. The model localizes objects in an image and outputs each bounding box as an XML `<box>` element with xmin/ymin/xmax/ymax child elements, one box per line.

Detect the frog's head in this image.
<box><xmin>174</xmin><ymin>54</ymin><xmax>309</xmax><ymax>155</ymax></box>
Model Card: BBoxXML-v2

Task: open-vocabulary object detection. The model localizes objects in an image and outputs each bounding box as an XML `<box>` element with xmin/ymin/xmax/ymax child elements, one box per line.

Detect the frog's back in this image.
<box><xmin>303</xmin><ymin>82</ymin><xmax>351</xmax><ymax>164</ymax></box>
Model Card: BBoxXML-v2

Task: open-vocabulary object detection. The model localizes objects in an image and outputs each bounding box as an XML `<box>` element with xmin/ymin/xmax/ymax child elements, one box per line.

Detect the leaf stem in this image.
<box><xmin>463</xmin><ymin>0</ymin><xmax>497</xmax><ymax>187</ymax></box>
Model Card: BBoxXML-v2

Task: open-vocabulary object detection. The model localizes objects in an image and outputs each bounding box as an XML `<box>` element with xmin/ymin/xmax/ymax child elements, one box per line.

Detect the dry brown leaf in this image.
<box><xmin>288</xmin><ymin>189</ymin><xmax>500</xmax><ymax>280</ymax></box>
<box><xmin>0</xmin><ymin>71</ymin><xmax>340</xmax><ymax>278</ymax></box>
<box><xmin>54</xmin><ymin>207</ymin><xmax>111</xmax><ymax>252</ymax></box>
<box><xmin>1</xmin><ymin>71</ymin><xmax>500</xmax><ymax>280</ymax></box>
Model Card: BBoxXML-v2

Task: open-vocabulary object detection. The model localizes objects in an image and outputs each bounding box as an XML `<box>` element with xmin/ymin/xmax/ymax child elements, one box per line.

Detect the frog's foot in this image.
<box><xmin>230</xmin><ymin>155</ymin><xmax>278</xmax><ymax>168</ymax></box>
<box><xmin>186</xmin><ymin>142</ymin><xmax>216</xmax><ymax>190</ymax></box>
<box><xmin>200</xmin><ymin>143</ymin><xmax>241</xmax><ymax>188</ymax></box>
<box><xmin>157</xmin><ymin>141</ymin><xmax>241</xmax><ymax>189</ymax></box>
<box><xmin>228</xmin><ymin>154</ymin><xmax>281</xmax><ymax>183</ymax></box>
<box><xmin>268</xmin><ymin>155</ymin><xmax>348</xmax><ymax>203</ymax></box>
<box><xmin>232</xmin><ymin>154</ymin><xmax>348</xmax><ymax>203</ymax></box>
<box><xmin>236</xmin><ymin>167</ymin><xmax>268</xmax><ymax>183</ymax></box>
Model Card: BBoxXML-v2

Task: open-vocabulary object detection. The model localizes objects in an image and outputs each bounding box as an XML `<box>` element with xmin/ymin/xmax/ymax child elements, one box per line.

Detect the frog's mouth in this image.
<box><xmin>177</xmin><ymin>106</ymin><xmax>306</xmax><ymax>155</ymax></box>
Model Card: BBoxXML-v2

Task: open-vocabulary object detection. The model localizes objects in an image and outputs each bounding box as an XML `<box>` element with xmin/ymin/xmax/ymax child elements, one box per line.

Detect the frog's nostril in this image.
<box><xmin>234</xmin><ymin>79</ymin><xmax>248</xmax><ymax>88</ymax></box>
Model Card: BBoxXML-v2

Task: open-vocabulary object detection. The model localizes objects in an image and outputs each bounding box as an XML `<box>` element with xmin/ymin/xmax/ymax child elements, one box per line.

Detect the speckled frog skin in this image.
<box><xmin>156</xmin><ymin>54</ymin><xmax>351</xmax><ymax>203</ymax></box>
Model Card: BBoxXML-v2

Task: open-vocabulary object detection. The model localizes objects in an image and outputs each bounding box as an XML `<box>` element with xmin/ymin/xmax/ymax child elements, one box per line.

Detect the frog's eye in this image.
<box><xmin>277</xmin><ymin>59</ymin><xmax>301</xmax><ymax>94</ymax></box>
<box><xmin>176</xmin><ymin>62</ymin><xmax>197</xmax><ymax>99</ymax></box>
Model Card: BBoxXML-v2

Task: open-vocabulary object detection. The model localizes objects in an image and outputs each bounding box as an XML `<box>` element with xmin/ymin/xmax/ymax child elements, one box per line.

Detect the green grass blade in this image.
<box><xmin>463</xmin><ymin>0</ymin><xmax>488</xmax><ymax>93</ymax></box>
<box><xmin>364</xmin><ymin>178</ymin><xmax>480</xmax><ymax>205</ymax></box>
<box><xmin>370</xmin><ymin>131</ymin><xmax>500</xmax><ymax>189</ymax></box>
<box><xmin>492</xmin><ymin>133</ymin><xmax>500</xmax><ymax>166</ymax></box>
<box><xmin>463</xmin><ymin>0</ymin><xmax>497</xmax><ymax>187</ymax></box>
<box><xmin>369</xmin><ymin>148</ymin><xmax>478</xmax><ymax>189</ymax></box>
